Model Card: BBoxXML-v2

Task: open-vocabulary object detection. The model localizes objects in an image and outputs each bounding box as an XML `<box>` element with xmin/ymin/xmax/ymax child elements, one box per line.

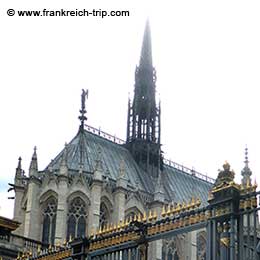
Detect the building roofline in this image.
<box><xmin>83</xmin><ymin>124</ymin><xmax>215</xmax><ymax>185</ymax></box>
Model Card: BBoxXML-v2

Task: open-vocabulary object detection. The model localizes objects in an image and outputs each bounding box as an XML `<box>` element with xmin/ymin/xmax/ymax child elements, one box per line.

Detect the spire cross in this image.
<box><xmin>78</xmin><ymin>89</ymin><xmax>89</xmax><ymax>130</ymax></box>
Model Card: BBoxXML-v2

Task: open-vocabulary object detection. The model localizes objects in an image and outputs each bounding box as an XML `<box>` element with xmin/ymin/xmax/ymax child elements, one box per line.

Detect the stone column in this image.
<box><xmin>23</xmin><ymin>177</ymin><xmax>40</xmax><ymax>240</ymax></box>
<box><xmin>13</xmin><ymin>157</ymin><xmax>25</xmax><ymax>236</ymax></box>
<box><xmin>149</xmin><ymin>201</ymin><xmax>164</xmax><ymax>260</ymax></box>
<box><xmin>148</xmin><ymin>170</ymin><xmax>165</xmax><ymax>260</ymax></box>
<box><xmin>184</xmin><ymin>231</ymin><xmax>197</xmax><ymax>260</ymax></box>
<box><xmin>55</xmin><ymin>145</ymin><xmax>69</xmax><ymax>243</ymax></box>
<box><xmin>113</xmin><ymin>166</ymin><xmax>128</xmax><ymax>223</ymax></box>
<box><xmin>55</xmin><ymin>175</ymin><xmax>68</xmax><ymax>243</ymax></box>
<box><xmin>24</xmin><ymin>148</ymin><xmax>41</xmax><ymax>240</ymax></box>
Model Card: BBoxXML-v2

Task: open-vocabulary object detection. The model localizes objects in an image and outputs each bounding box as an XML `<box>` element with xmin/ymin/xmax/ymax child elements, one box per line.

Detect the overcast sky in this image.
<box><xmin>1</xmin><ymin>0</ymin><xmax>260</xmax><ymax>218</ymax></box>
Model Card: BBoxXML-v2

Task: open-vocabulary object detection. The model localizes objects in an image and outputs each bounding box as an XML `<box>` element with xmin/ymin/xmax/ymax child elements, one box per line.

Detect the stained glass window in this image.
<box><xmin>67</xmin><ymin>197</ymin><xmax>87</xmax><ymax>239</ymax></box>
<box><xmin>42</xmin><ymin>197</ymin><xmax>57</xmax><ymax>245</ymax></box>
<box><xmin>99</xmin><ymin>202</ymin><xmax>109</xmax><ymax>229</ymax></box>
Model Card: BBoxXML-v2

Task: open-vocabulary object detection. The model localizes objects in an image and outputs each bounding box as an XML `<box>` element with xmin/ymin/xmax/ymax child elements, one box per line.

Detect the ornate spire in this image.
<box><xmin>125</xmin><ymin>21</ymin><xmax>161</xmax><ymax>177</ymax></box>
<box><xmin>139</xmin><ymin>20</ymin><xmax>153</xmax><ymax>68</ymax></box>
<box><xmin>29</xmin><ymin>146</ymin><xmax>38</xmax><ymax>176</ymax></box>
<box><xmin>241</xmin><ymin>146</ymin><xmax>252</xmax><ymax>187</ymax></box>
<box><xmin>78</xmin><ymin>89</ymin><xmax>88</xmax><ymax>131</ymax></box>
<box><xmin>15</xmin><ymin>157</ymin><xmax>23</xmax><ymax>185</ymax></box>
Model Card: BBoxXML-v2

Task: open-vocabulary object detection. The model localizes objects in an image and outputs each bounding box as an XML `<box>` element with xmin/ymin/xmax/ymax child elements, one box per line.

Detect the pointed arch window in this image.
<box><xmin>42</xmin><ymin>197</ymin><xmax>57</xmax><ymax>245</ymax></box>
<box><xmin>99</xmin><ymin>202</ymin><xmax>110</xmax><ymax>229</ymax></box>
<box><xmin>67</xmin><ymin>197</ymin><xmax>87</xmax><ymax>239</ymax></box>
<box><xmin>162</xmin><ymin>239</ymin><xmax>180</xmax><ymax>260</ymax></box>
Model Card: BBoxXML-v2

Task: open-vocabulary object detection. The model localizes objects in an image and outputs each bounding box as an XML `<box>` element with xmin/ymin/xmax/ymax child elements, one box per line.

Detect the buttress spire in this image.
<box><xmin>29</xmin><ymin>146</ymin><xmax>38</xmax><ymax>176</ymax></box>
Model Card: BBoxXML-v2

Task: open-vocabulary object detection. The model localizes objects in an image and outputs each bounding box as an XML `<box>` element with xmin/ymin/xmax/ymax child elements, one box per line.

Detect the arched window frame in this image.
<box><xmin>41</xmin><ymin>196</ymin><xmax>57</xmax><ymax>245</ymax></box>
<box><xmin>67</xmin><ymin>197</ymin><xmax>88</xmax><ymax>239</ymax></box>
<box><xmin>99</xmin><ymin>202</ymin><xmax>110</xmax><ymax>229</ymax></box>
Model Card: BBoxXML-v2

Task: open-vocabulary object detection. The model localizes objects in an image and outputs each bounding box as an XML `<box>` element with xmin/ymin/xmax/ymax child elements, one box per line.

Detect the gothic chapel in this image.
<box><xmin>12</xmin><ymin>22</ymin><xmax>215</xmax><ymax>260</ymax></box>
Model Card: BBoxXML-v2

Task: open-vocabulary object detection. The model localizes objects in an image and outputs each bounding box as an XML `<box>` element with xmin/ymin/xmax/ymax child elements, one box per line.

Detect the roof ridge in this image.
<box><xmin>163</xmin><ymin>158</ymin><xmax>215</xmax><ymax>184</ymax></box>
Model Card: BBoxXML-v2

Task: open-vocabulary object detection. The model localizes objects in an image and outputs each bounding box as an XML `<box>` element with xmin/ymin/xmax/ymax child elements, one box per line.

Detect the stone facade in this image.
<box><xmin>8</xmin><ymin>22</ymin><xmax>212</xmax><ymax>260</ymax></box>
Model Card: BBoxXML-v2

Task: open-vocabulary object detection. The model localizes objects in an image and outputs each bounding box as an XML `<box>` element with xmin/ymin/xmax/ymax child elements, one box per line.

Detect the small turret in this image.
<box><xmin>241</xmin><ymin>146</ymin><xmax>252</xmax><ymax>188</ymax></box>
<box><xmin>15</xmin><ymin>157</ymin><xmax>24</xmax><ymax>186</ymax></box>
<box><xmin>29</xmin><ymin>146</ymin><xmax>38</xmax><ymax>177</ymax></box>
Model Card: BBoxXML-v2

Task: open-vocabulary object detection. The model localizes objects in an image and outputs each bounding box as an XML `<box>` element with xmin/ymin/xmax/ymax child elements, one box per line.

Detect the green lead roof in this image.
<box><xmin>45</xmin><ymin>128</ymin><xmax>212</xmax><ymax>205</ymax></box>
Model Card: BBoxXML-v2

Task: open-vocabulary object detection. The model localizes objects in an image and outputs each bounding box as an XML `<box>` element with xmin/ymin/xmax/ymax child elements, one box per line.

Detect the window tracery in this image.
<box><xmin>42</xmin><ymin>196</ymin><xmax>57</xmax><ymax>245</ymax></box>
<box><xmin>162</xmin><ymin>238</ymin><xmax>180</xmax><ymax>260</ymax></box>
<box><xmin>99</xmin><ymin>202</ymin><xmax>109</xmax><ymax>229</ymax></box>
<box><xmin>67</xmin><ymin>197</ymin><xmax>87</xmax><ymax>239</ymax></box>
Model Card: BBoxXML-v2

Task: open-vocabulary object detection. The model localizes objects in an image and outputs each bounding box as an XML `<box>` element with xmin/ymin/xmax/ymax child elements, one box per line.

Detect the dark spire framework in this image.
<box><xmin>126</xmin><ymin>21</ymin><xmax>161</xmax><ymax>177</ymax></box>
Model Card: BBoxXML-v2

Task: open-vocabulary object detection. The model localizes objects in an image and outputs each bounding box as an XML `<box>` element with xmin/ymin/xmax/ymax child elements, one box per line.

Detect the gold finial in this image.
<box><xmin>186</xmin><ymin>200</ymin><xmax>191</xmax><ymax>210</ymax></box>
<box><xmin>63</xmin><ymin>238</ymin><xmax>67</xmax><ymax>246</ymax></box>
<box><xmin>223</xmin><ymin>161</ymin><xmax>230</xmax><ymax>171</ymax></box>
<box><xmin>161</xmin><ymin>205</ymin><xmax>166</xmax><ymax>217</ymax></box>
<box><xmin>148</xmin><ymin>210</ymin><xmax>153</xmax><ymax>221</ymax></box>
<box><xmin>133</xmin><ymin>214</ymin><xmax>137</xmax><ymax>222</ymax></box>
<box><xmin>37</xmin><ymin>245</ymin><xmax>41</xmax><ymax>255</ymax></box>
<box><xmin>182</xmin><ymin>201</ymin><xmax>186</xmax><ymax>211</ymax></box>
<box><xmin>128</xmin><ymin>215</ymin><xmax>133</xmax><ymax>223</ymax></box>
<box><xmin>117</xmin><ymin>220</ymin><xmax>121</xmax><ymax>230</ymax></box>
<box><xmin>48</xmin><ymin>244</ymin><xmax>52</xmax><ymax>250</ymax></box>
<box><xmin>167</xmin><ymin>204</ymin><xmax>171</xmax><ymax>215</ymax></box>
<box><xmin>253</xmin><ymin>178</ymin><xmax>258</xmax><ymax>190</ymax></box>
<box><xmin>246</xmin><ymin>178</ymin><xmax>251</xmax><ymax>189</ymax></box>
<box><xmin>109</xmin><ymin>223</ymin><xmax>113</xmax><ymax>232</ymax></box>
<box><xmin>113</xmin><ymin>223</ymin><xmax>117</xmax><ymax>232</ymax></box>
<box><xmin>98</xmin><ymin>226</ymin><xmax>102</xmax><ymax>235</ymax></box>
<box><xmin>142</xmin><ymin>211</ymin><xmax>147</xmax><ymax>222</ymax></box>
<box><xmin>176</xmin><ymin>203</ymin><xmax>181</xmax><ymax>213</ymax></box>
<box><xmin>138</xmin><ymin>213</ymin><xmax>142</xmax><ymax>222</ymax></box>
<box><xmin>153</xmin><ymin>210</ymin><xmax>158</xmax><ymax>220</ymax></box>
<box><xmin>196</xmin><ymin>197</ymin><xmax>201</xmax><ymax>207</ymax></box>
